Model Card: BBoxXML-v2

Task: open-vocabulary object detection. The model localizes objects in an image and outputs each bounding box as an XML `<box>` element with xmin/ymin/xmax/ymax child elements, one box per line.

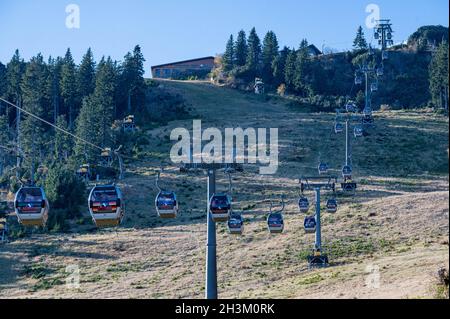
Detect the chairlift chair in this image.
<box><xmin>228</xmin><ymin>212</ymin><xmax>244</xmax><ymax>235</ymax></box>
<box><xmin>354</xmin><ymin>126</ymin><xmax>364</xmax><ymax>138</ymax></box>
<box><xmin>371</xmin><ymin>82</ymin><xmax>378</xmax><ymax>92</ymax></box>
<box><xmin>209</xmin><ymin>171</ymin><xmax>233</xmax><ymax>222</ymax></box>
<box><xmin>326</xmin><ymin>198</ymin><xmax>338</xmax><ymax>213</ymax></box>
<box><xmin>318</xmin><ymin>162</ymin><xmax>329</xmax><ymax>175</ymax></box>
<box><xmin>334</xmin><ymin>122</ymin><xmax>344</xmax><ymax>134</ymax></box>
<box><xmin>76</xmin><ymin>164</ymin><xmax>91</xmax><ymax>180</ymax></box>
<box><xmin>155</xmin><ymin>191</ymin><xmax>178</xmax><ymax>219</ymax></box>
<box><xmin>382</xmin><ymin>50</ymin><xmax>389</xmax><ymax>60</ymax></box>
<box><xmin>100</xmin><ymin>148</ymin><xmax>113</xmax><ymax>166</ymax></box>
<box><xmin>355</xmin><ymin>75</ymin><xmax>363</xmax><ymax>85</ymax></box>
<box><xmin>377</xmin><ymin>67</ymin><xmax>384</xmax><ymax>77</ymax></box>
<box><xmin>267</xmin><ymin>212</ymin><xmax>284</xmax><ymax>234</ymax></box>
<box><xmin>304</xmin><ymin>216</ymin><xmax>316</xmax><ymax>234</ymax></box>
<box><xmin>298</xmin><ymin>196</ymin><xmax>310</xmax><ymax>213</ymax></box>
<box><xmin>254</xmin><ymin>78</ymin><xmax>265</xmax><ymax>95</ymax></box>
<box><xmin>155</xmin><ymin>172</ymin><xmax>178</xmax><ymax>219</ymax></box>
<box><xmin>345</xmin><ymin>101</ymin><xmax>357</xmax><ymax>113</ymax></box>
<box><xmin>123</xmin><ymin>115</ymin><xmax>136</xmax><ymax>132</ymax></box>
<box><xmin>14</xmin><ymin>186</ymin><xmax>49</xmax><ymax>227</ymax></box>
<box><xmin>88</xmin><ymin>184</ymin><xmax>125</xmax><ymax>228</ymax></box>
<box><xmin>374</xmin><ymin>32</ymin><xmax>380</xmax><ymax>40</ymax></box>
<box><xmin>209</xmin><ymin>194</ymin><xmax>232</xmax><ymax>222</ymax></box>
<box><xmin>267</xmin><ymin>196</ymin><xmax>285</xmax><ymax>234</ymax></box>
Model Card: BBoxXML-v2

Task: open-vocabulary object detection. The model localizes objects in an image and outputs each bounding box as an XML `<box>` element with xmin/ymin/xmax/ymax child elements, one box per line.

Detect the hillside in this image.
<box><xmin>0</xmin><ymin>80</ymin><xmax>448</xmax><ymax>299</ymax></box>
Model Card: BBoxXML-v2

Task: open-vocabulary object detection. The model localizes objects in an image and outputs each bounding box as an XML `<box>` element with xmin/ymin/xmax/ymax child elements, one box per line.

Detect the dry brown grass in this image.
<box><xmin>0</xmin><ymin>81</ymin><xmax>448</xmax><ymax>299</ymax></box>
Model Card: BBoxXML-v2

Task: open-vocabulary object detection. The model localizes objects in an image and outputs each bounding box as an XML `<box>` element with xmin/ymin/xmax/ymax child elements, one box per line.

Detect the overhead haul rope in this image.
<box><xmin>0</xmin><ymin>97</ymin><xmax>103</xmax><ymax>151</ymax></box>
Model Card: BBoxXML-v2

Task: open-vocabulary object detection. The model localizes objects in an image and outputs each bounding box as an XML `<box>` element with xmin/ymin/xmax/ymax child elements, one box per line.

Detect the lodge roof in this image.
<box><xmin>151</xmin><ymin>56</ymin><xmax>215</xmax><ymax>69</ymax></box>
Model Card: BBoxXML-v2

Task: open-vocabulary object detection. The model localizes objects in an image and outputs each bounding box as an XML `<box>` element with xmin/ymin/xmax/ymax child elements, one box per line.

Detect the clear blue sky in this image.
<box><xmin>0</xmin><ymin>0</ymin><xmax>448</xmax><ymax>77</ymax></box>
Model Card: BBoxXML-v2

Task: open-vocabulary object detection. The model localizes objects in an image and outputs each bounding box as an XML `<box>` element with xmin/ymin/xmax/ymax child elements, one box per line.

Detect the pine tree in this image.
<box><xmin>46</xmin><ymin>56</ymin><xmax>64</xmax><ymax>124</ymax></box>
<box><xmin>94</xmin><ymin>57</ymin><xmax>116</xmax><ymax>147</ymax></box>
<box><xmin>284</xmin><ymin>49</ymin><xmax>297</xmax><ymax>91</ymax></box>
<box><xmin>60</xmin><ymin>48</ymin><xmax>79</xmax><ymax>128</ymax></box>
<box><xmin>77</xmin><ymin>48</ymin><xmax>96</xmax><ymax>99</ymax></box>
<box><xmin>429</xmin><ymin>41</ymin><xmax>449</xmax><ymax>111</ymax></box>
<box><xmin>74</xmin><ymin>95</ymin><xmax>99</xmax><ymax>162</ymax></box>
<box><xmin>5</xmin><ymin>50</ymin><xmax>26</xmax><ymax>175</ymax></box>
<box><xmin>119</xmin><ymin>45</ymin><xmax>146</xmax><ymax>116</ymax></box>
<box><xmin>6</xmin><ymin>50</ymin><xmax>25</xmax><ymax>104</ymax></box>
<box><xmin>20</xmin><ymin>54</ymin><xmax>49</xmax><ymax>179</ymax></box>
<box><xmin>44</xmin><ymin>163</ymin><xmax>86</xmax><ymax>218</ymax></box>
<box><xmin>273</xmin><ymin>46</ymin><xmax>290</xmax><ymax>86</ymax></box>
<box><xmin>299</xmin><ymin>39</ymin><xmax>309</xmax><ymax>50</ymax></box>
<box><xmin>234</xmin><ymin>30</ymin><xmax>248</xmax><ymax>67</ymax></box>
<box><xmin>262</xmin><ymin>31</ymin><xmax>279</xmax><ymax>84</ymax></box>
<box><xmin>54</xmin><ymin>115</ymin><xmax>72</xmax><ymax>160</ymax></box>
<box><xmin>353</xmin><ymin>26</ymin><xmax>368</xmax><ymax>51</ymax></box>
<box><xmin>293</xmin><ymin>39</ymin><xmax>312</xmax><ymax>95</ymax></box>
<box><xmin>74</xmin><ymin>57</ymin><xmax>116</xmax><ymax>161</ymax></box>
<box><xmin>246</xmin><ymin>27</ymin><xmax>262</xmax><ymax>78</ymax></box>
<box><xmin>222</xmin><ymin>34</ymin><xmax>235</xmax><ymax>72</ymax></box>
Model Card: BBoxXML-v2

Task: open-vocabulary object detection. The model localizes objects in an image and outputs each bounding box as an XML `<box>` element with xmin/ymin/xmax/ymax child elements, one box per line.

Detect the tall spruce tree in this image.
<box><xmin>262</xmin><ymin>31</ymin><xmax>279</xmax><ymax>84</ymax></box>
<box><xmin>353</xmin><ymin>26</ymin><xmax>368</xmax><ymax>51</ymax></box>
<box><xmin>60</xmin><ymin>48</ymin><xmax>78</xmax><ymax>128</ymax></box>
<box><xmin>284</xmin><ymin>49</ymin><xmax>297</xmax><ymax>91</ymax></box>
<box><xmin>222</xmin><ymin>34</ymin><xmax>235</xmax><ymax>72</ymax></box>
<box><xmin>74</xmin><ymin>95</ymin><xmax>99</xmax><ymax>162</ymax></box>
<box><xmin>77</xmin><ymin>48</ymin><xmax>96</xmax><ymax>100</ymax></box>
<box><xmin>47</xmin><ymin>56</ymin><xmax>64</xmax><ymax>124</ymax></box>
<box><xmin>119</xmin><ymin>45</ymin><xmax>146</xmax><ymax>116</ymax></box>
<box><xmin>246</xmin><ymin>27</ymin><xmax>262</xmax><ymax>78</ymax></box>
<box><xmin>74</xmin><ymin>57</ymin><xmax>116</xmax><ymax>161</ymax></box>
<box><xmin>95</xmin><ymin>57</ymin><xmax>116</xmax><ymax>147</ymax></box>
<box><xmin>6</xmin><ymin>50</ymin><xmax>25</xmax><ymax>105</ymax></box>
<box><xmin>5</xmin><ymin>50</ymin><xmax>25</xmax><ymax>175</ymax></box>
<box><xmin>273</xmin><ymin>46</ymin><xmax>290</xmax><ymax>87</ymax></box>
<box><xmin>20</xmin><ymin>54</ymin><xmax>49</xmax><ymax>180</ymax></box>
<box><xmin>234</xmin><ymin>30</ymin><xmax>248</xmax><ymax>67</ymax></box>
<box><xmin>54</xmin><ymin>115</ymin><xmax>72</xmax><ymax>160</ymax></box>
<box><xmin>293</xmin><ymin>39</ymin><xmax>311</xmax><ymax>96</ymax></box>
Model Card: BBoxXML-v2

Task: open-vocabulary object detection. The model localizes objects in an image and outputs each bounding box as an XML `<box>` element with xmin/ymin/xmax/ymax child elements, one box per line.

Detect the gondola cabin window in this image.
<box><xmin>16</xmin><ymin>188</ymin><xmax>44</xmax><ymax>213</ymax></box>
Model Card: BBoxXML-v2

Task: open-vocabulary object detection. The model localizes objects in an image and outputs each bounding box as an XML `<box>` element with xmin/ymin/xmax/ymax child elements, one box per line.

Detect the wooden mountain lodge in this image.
<box><xmin>151</xmin><ymin>56</ymin><xmax>215</xmax><ymax>79</ymax></box>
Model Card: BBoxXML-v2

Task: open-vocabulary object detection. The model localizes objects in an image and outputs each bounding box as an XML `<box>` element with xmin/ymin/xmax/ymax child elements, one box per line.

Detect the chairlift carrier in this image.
<box><xmin>155</xmin><ymin>171</ymin><xmax>179</xmax><ymax>219</ymax></box>
<box><xmin>267</xmin><ymin>196</ymin><xmax>285</xmax><ymax>234</ymax></box>
<box><xmin>88</xmin><ymin>184</ymin><xmax>125</xmax><ymax>228</ymax></box>
<box><xmin>14</xmin><ymin>186</ymin><xmax>49</xmax><ymax>227</ymax></box>
<box><xmin>209</xmin><ymin>171</ymin><xmax>233</xmax><ymax>222</ymax></box>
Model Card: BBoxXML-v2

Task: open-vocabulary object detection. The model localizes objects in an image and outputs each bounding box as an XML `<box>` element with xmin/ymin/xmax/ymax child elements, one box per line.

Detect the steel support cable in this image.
<box><xmin>0</xmin><ymin>97</ymin><xmax>103</xmax><ymax>151</ymax></box>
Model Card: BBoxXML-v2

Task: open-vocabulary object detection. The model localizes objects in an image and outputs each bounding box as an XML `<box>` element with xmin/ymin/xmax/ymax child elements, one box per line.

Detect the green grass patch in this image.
<box><xmin>298</xmin><ymin>274</ymin><xmax>324</xmax><ymax>285</ymax></box>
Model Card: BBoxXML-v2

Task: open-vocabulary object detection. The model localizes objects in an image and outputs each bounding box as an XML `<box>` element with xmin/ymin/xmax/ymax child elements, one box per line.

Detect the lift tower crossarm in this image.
<box><xmin>300</xmin><ymin>176</ymin><xmax>337</xmax><ymax>192</ymax></box>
